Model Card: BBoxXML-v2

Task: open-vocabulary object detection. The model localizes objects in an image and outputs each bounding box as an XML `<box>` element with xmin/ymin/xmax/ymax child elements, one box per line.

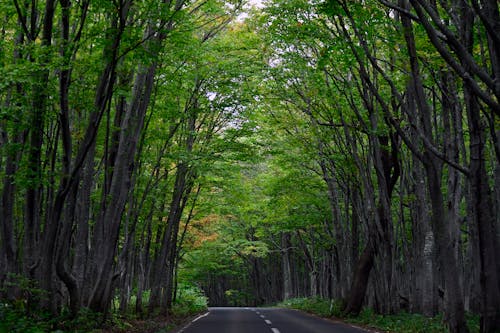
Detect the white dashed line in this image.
<box><xmin>192</xmin><ymin>312</ymin><xmax>209</xmax><ymax>322</ymax></box>
<box><xmin>260</xmin><ymin>314</ymin><xmax>265</xmax><ymax>318</ymax></box>
<box><xmin>265</xmin><ymin>319</ymin><xmax>272</xmax><ymax>325</ymax></box>
<box><xmin>271</xmin><ymin>328</ymin><xmax>280</xmax><ymax>333</ymax></box>
<box><xmin>178</xmin><ymin>312</ymin><xmax>210</xmax><ymax>332</ymax></box>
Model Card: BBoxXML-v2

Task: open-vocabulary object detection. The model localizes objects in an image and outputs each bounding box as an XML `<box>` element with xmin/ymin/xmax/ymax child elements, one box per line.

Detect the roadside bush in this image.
<box><xmin>278</xmin><ymin>297</ymin><xmax>344</xmax><ymax>317</ymax></box>
<box><xmin>277</xmin><ymin>297</ymin><xmax>480</xmax><ymax>333</ymax></box>
<box><xmin>171</xmin><ymin>283</ymin><xmax>207</xmax><ymax>317</ymax></box>
<box><xmin>348</xmin><ymin>308</ymin><xmax>445</xmax><ymax>333</ymax></box>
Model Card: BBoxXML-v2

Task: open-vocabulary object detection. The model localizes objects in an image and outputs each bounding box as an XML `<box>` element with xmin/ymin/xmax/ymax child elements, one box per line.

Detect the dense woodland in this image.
<box><xmin>0</xmin><ymin>0</ymin><xmax>499</xmax><ymax>332</ymax></box>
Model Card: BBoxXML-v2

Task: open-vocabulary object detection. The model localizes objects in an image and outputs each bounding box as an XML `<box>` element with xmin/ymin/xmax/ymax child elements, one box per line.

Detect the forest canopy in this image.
<box><xmin>0</xmin><ymin>0</ymin><xmax>499</xmax><ymax>333</ymax></box>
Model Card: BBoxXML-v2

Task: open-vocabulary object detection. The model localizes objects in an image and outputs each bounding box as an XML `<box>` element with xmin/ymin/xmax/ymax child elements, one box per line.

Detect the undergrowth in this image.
<box><xmin>170</xmin><ymin>283</ymin><xmax>208</xmax><ymax>318</ymax></box>
<box><xmin>277</xmin><ymin>297</ymin><xmax>480</xmax><ymax>333</ymax></box>
<box><xmin>0</xmin><ymin>283</ymin><xmax>207</xmax><ymax>333</ymax></box>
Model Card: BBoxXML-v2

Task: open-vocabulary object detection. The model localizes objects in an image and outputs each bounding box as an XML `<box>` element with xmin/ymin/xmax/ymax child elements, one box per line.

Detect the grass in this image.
<box><xmin>277</xmin><ymin>297</ymin><xmax>480</xmax><ymax>333</ymax></box>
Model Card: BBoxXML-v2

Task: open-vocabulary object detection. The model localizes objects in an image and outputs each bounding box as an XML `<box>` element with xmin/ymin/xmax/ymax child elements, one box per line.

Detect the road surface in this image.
<box><xmin>177</xmin><ymin>307</ymin><xmax>371</xmax><ymax>333</ymax></box>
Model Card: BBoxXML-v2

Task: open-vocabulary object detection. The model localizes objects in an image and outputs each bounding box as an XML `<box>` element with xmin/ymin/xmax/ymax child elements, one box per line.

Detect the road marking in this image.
<box><xmin>271</xmin><ymin>328</ymin><xmax>280</xmax><ymax>333</ymax></box>
<box><xmin>192</xmin><ymin>312</ymin><xmax>209</xmax><ymax>322</ymax></box>
<box><xmin>178</xmin><ymin>312</ymin><xmax>209</xmax><ymax>333</ymax></box>
<box><xmin>256</xmin><ymin>311</ymin><xmax>260</xmax><ymax>314</ymax></box>
<box><xmin>260</xmin><ymin>314</ymin><xmax>265</xmax><ymax>318</ymax></box>
<box><xmin>265</xmin><ymin>319</ymin><xmax>272</xmax><ymax>325</ymax></box>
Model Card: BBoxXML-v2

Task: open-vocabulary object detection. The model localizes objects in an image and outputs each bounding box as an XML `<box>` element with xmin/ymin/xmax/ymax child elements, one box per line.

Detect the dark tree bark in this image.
<box><xmin>88</xmin><ymin>0</ymin><xmax>187</xmax><ymax>313</ymax></box>
<box><xmin>0</xmin><ymin>28</ymin><xmax>27</xmax><ymax>287</ymax></box>
<box><xmin>148</xmin><ymin>162</ymin><xmax>191</xmax><ymax>312</ymax></box>
<box><xmin>409</xmin><ymin>151</ymin><xmax>436</xmax><ymax>316</ymax></box>
<box><xmin>281</xmin><ymin>232</ymin><xmax>293</xmax><ymax>300</ymax></box>
<box><xmin>0</xmin><ymin>122</ymin><xmax>25</xmax><ymax>294</ymax></box>
<box><xmin>32</xmin><ymin>0</ymin><xmax>57</xmax><ymax>312</ymax></box>
<box><xmin>465</xmin><ymin>89</ymin><xmax>500</xmax><ymax>333</ymax></box>
<box><xmin>88</xmin><ymin>62</ymin><xmax>157</xmax><ymax>313</ymax></box>
<box><xmin>403</xmin><ymin>10</ymin><xmax>468</xmax><ymax>329</ymax></box>
<box><xmin>343</xmin><ymin>239</ymin><xmax>375</xmax><ymax>315</ymax></box>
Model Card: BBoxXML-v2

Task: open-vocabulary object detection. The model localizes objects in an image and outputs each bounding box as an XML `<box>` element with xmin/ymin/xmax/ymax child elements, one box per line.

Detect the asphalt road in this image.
<box><xmin>177</xmin><ymin>307</ymin><xmax>371</xmax><ymax>333</ymax></box>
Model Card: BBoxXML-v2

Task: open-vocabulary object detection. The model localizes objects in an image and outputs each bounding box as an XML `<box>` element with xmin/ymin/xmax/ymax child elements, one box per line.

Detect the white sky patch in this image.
<box><xmin>237</xmin><ymin>0</ymin><xmax>265</xmax><ymax>21</ymax></box>
<box><xmin>247</xmin><ymin>0</ymin><xmax>264</xmax><ymax>7</ymax></box>
<box><xmin>206</xmin><ymin>91</ymin><xmax>217</xmax><ymax>101</ymax></box>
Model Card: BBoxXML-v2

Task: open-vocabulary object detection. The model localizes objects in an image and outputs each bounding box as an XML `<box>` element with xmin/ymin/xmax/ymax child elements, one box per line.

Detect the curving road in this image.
<box><xmin>176</xmin><ymin>307</ymin><xmax>371</xmax><ymax>333</ymax></box>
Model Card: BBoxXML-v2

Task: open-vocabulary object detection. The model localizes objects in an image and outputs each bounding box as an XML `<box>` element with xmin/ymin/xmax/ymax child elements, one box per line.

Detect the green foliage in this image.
<box><xmin>466</xmin><ymin>313</ymin><xmax>480</xmax><ymax>333</ymax></box>
<box><xmin>1</xmin><ymin>0</ymin><xmax>496</xmax><ymax>328</ymax></box>
<box><xmin>348</xmin><ymin>308</ymin><xmax>445</xmax><ymax>333</ymax></box>
<box><xmin>278</xmin><ymin>297</ymin><xmax>343</xmax><ymax>318</ymax></box>
<box><xmin>171</xmin><ymin>284</ymin><xmax>208</xmax><ymax>317</ymax></box>
<box><xmin>223</xmin><ymin>289</ymin><xmax>251</xmax><ymax>307</ymax></box>
<box><xmin>0</xmin><ymin>303</ymin><xmax>50</xmax><ymax>333</ymax></box>
<box><xmin>0</xmin><ymin>303</ymin><xmax>142</xmax><ymax>333</ymax></box>
<box><xmin>278</xmin><ymin>297</ymin><xmax>481</xmax><ymax>333</ymax></box>
<box><xmin>58</xmin><ymin>308</ymin><xmax>106</xmax><ymax>332</ymax></box>
<box><xmin>2</xmin><ymin>274</ymin><xmax>47</xmax><ymax>307</ymax></box>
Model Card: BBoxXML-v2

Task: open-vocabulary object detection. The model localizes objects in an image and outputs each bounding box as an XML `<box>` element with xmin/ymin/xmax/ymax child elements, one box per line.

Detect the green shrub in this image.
<box><xmin>58</xmin><ymin>307</ymin><xmax>103</xmax><ymax>332</ymax></box>
<box><xmin>224</xmin><ymin>289</ymin><xmax>252</xmax><ymax>307</ymax></box>
<box><xmin>277</xmin><ymin>297</ymin><xmax>344</xmax><ymax>317</ymax></box>
<box><xmin>466</xmin><ymin>313</ymin><xmax>480</xmax><ymax>333</ymax></box>
<box><xmin>171</xmin><ymin>283</ymin><xmax>207</xmax><ymax>317</ymax></box>
<box><xmin>348</xmin><ymin>309</ymin><xmax>445</xmax><ymax>333</ymax></box>
<box><xmin>277</xmin><ymin>297</ymin><xmax>480</xmax><ymax>333</ymax></box>
<box><xmin>0</xmin><ymin>303</ymin><xmax>50</xmax><ymax>333</ymax></box>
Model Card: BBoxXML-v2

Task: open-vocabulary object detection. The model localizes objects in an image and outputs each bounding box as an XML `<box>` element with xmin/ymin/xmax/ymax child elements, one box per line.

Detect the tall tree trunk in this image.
<box><xmin>0</xmin><ymin>30</ymin><xmax>26</xmax><ymax>289</ymax></box>
<box><xmin>0</xmin><ymin>130</ymin><xmax>23</xmax><ymax>291</ymax></box>
<box><xmin>73</xmin><ymin>144</ymin><xmax>95</xmax><ymax>305</ymax></box>
<box><xmin>466</xmin><ymin>90</ymin><xmax>500</xmax><ymax>332</ymax></box>
<box><xmin>459</xmin><ymin>2</ymin><xmax>500</xmax><ymax>330</ymax></box>
<box><xmin>148</xmin><ymin>162</ymin><xmax>191</xmax><ymax>313</ymax></box>
<box><xmin>349</xmin><ymin>189</ymin><xmax>360</xmax><ymax>296</ymax></box>
<box><xmin>401</xmin><ymin>6</ymin><xmax>468</xmax><ymax>330</ymax></box>
<box><xmin>87</xmin><ymin>0</ymin><xmax>187</xmax><ymax>311</ymax></box>
<box><xmin>340</xmin><ymin>114</ymin><xmax>378</xmax><ymax>316</ymax></box>
<box><xmin>29</xmin><ymin>0</ymin><xmax>56</xmax><ymax>311</ymax></box>
<box><xmin>88</xmin><ymin>62</ymin><xmax>156</xmax><ymax>313</ymax></box>
<box><xmin>343</xmin><ymin>238</ymin><xmax>375</xmax><ymax>315</ymax></box>
<box><xmin>281</xmin><ymin>232</ymin><xmax>293</xmax><ymax>300</ymax></box>
<box><xmin>410</xmin><ymin>153</ymin><xmax>436</xmax><ymax>316</ymax></box>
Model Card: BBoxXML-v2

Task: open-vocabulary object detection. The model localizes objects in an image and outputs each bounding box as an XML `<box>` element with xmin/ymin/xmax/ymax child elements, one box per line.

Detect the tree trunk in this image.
<box><xmin>88</xmin><ymin>63</ymin><xmax>156</xmax><ymax>313</ymax></box>
<box><xmin>149</xmin><ymin>162</ymin><xmax>191</xmax><ymax>312</ymax></box>
<box><xmin>343</xmin><ymin>239</ymin><xmax>375</xmax><ymax>315</ymax></box>
<box><xmin>466</xmin><ymin>90</ymin><xmax>500</xmax><ymax>332</ymax></box>
<box><xmin>281</xmin><ymin>232</ymin><xmax>293</xmax><ymax>300</ymax></box>
<box><xmin>0</xmin><ymin>31</ymin><xmax>26</xmax><ymax>293</ymax></box>
<box><xmin>73</xmin><ymin>144</ymin><xmax>95</xmax><ymax>304</ymax></box>
<box><xmin>401</xmin><ymin>7</ymin><xmax>468</xmax><ymax>330</ymax></box>
<box><xmin>0</xmin><ymin>132</ymin><xmax>22</xmax><ymax>286</ymax></box>
<box><xmin>27</xmin><ymin>0</ymin><xmax>56</xmax><ymax>292</ymax></box>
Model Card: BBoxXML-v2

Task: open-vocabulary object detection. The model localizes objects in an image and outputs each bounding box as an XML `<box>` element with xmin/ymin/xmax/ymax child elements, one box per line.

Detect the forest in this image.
<box><xmin>0</xmin><ymin>0</ymin><xmax>499</xmax><ymax>332</ymax></box>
